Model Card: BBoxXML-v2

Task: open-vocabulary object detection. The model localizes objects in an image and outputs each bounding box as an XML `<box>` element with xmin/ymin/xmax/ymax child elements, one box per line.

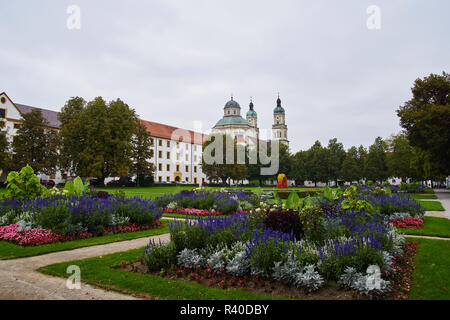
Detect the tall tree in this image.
<box><xmin>397</xmin><ymin>72</ymin><xmax>450</xmax><ymax>175</ymax></box>
<box><xmin>357</xmin><ymin>145</ymin><xmax>368</xmax><ymax>182</ymax></box>
<box><xmin>326</xmin><ymin>138</ymin><xmax>346</xmax><ymax>186</ymax></box>
<box><xmin>130</xmin><ymin>121</ymin><xmax>155</xmax><ymax>186</ymax></box>
<box><xmin>201</xmin><ymin>134</ymin><xmax>246</xmax><ymax>185</ymax></box>
<box><xmin>340</xmin><ymin>146</ymin><xmax>360</xmax><ymax>183</ymax></box>
<box><xmin>365</xmin><ymin>137</ymin><xmax>388</xmax><ymax>183</ymax></box>
<box><xmin>12</xmin><ymin>109</ymin><xmax>59</xmax><ymax>174</ymax></box>
<box><xmin>0</xmin><ymin>129</ymin><xmax>9</xmax><ymax>173</ymax></box>
<box><xmin>290</xmin><ymin>149</ymin><xmax>310</xmax><ymax>186</ymax></box>
<box><xmin>59</xmin><ymin>96</ymin><xmax>137</xmax><ymax>185</ymax></box>
<box><xmin>308</xmin><ymin>141</ymin><xmax>328</xmax><ymax>186</ymax></box>
<box><xmin>385</xmin><ymin>133</ymin><xmax>414</xmax><ymax>180</ymax></box>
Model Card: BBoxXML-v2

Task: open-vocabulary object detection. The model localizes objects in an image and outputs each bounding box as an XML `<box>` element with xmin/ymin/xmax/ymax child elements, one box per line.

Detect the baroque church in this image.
<box><xmin>211</xmin><ymin>95</ymin><xmax>289</xmax><ymax>147</ymax></box>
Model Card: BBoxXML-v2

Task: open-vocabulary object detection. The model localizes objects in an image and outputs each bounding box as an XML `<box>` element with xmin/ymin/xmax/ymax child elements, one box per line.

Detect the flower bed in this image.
<box><xmin>163</xmin><ymin>208</ymin><xmax>247</xmax><ymax>217</ymax></box>
<box><xmin>0</xmin><ymin>221</ymin><xmax>161</xmax><ymax>246</ymax></box>
<box><xmin>0</xmin><ymin>195</ymin><xmax>163</xmax><ymax>245</ymax></box>
<box><xmin>141</xmin><ymin>207</ymin><xmax>409</xmax><ymax>299</ymax></box>
<box><xmin>155</xmin><ymin>190</ymin><xmax>258</xmax><ymax>215</ymax></box>
<box><xmin>391</xmin><ymin>217</ymin><xmax>424</xmax><ymax>229</ymax></box>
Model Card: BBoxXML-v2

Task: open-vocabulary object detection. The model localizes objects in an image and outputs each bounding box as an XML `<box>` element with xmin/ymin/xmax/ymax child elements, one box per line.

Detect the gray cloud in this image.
<box><xmin>1</xmin><ymin>0</ymin><xmax>449</xmax><ymax>151</ymax></box>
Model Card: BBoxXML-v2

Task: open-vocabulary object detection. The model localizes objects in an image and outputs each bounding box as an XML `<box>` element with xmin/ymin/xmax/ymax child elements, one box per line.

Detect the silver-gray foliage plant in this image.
<box><xmin>177</xmin><ymin>248</ymin><xmax>205</xmax><ymax>268</ymax></box>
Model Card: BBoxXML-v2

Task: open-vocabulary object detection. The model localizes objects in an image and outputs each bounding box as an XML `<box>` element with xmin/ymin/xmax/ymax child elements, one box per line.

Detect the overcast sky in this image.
<box><xmin>1</xmin><ymin>0</ymin><xmax>449</xmax><ymax>152</ymax></box>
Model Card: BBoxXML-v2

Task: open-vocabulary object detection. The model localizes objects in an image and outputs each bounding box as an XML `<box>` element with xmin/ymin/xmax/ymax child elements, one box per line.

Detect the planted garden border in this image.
<box><xmin>0</xmin><ymin>221</ymin><xmax>169</xmax><ymax>260</ymax></box>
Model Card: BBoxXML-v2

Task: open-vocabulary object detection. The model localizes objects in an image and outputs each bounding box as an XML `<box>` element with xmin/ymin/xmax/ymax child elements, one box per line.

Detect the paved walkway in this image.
<box><xmin>424</xmin><ymin>189</ymin><xmax>450</xmax><ymax>220</ymax></box>
<box><xmin>0</xmin><ymin>233</ymin><xmax>170</xmax><ymax>300</ymax></box>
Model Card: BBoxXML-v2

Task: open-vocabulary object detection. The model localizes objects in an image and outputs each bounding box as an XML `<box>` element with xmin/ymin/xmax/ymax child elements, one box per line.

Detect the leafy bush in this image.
<box><xmin>142</xmin><ymin>241</ymin><xmax>177</xmax><ymax>271</ymax></box>
<box><xmin>263</xmin><ymin>208</ymin><xmax>303</xmax><ymax>239</ymax></box>
<box><xmin>3</xmin><ymin>166</ymin><xmax>47</xmax><ymax>199</ymax></box>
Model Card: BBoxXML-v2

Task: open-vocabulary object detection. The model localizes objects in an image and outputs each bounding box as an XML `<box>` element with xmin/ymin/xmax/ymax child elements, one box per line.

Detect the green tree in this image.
<box><xmin>326</xmin><ymin>138</ymin><xmax>346</xmax><ymax>186</ymax></box>
<box><xmin>11</xmin><ymin>109</ymin><xmax>59</xmax><ymax>174</ymax></box>
<box><xmin>385</xmin><ymin>133</ymin><xmax>414</xmax><ymax>180</ymax></box>
<box><xmin>59</xmin><ymin>96</ymin><xmax>137</xmax><ymax>185</ymax></box>
<box><xmin>308</xmin><ymin>141</ymin><xmax>328</xmax><ymax>186</ymax></box>
<box><xmin>365</xmin><ymin>137</ymin><xmax>388</xmax><ymax>183</ymax></box>
<box><xmin>130</xmin><ymin>121</ymin><xmax>155</xmax><ymax>186</ymax></box>
<box><xmin>0</xmin><ymin>129</ymin><xmax>9</xmax><ymax>173</ymax></box>
<box><xmin>357</xmin><ymin>145</ymin><xmax>368</xmax><ymax>182</ymax></box>
<box><xmin>201</xmin><ymin>134</ymin><xmax>247</xmax><ymax>185</ymax></box>
<box><xmin>290</xmin><ymin>149</ymin><xmax>311</xmax><ymax>186</ymax></box>
<box><xmin>397</xmin><ymin>72</ymin><xmax>450</xmax><ymax>175</ymax></box>
<box><xmin>340</xmin><ymin>146</ymin><xmax>360</xmax><ymax>183</ymax></box>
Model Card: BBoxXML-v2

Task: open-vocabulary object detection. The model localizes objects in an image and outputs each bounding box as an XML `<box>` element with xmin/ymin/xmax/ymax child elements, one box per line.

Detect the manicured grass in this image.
<box><xmin>399</xmin><ymin>217</ymin><xmax>450</xmax><ymax>238</ymax></box>
<box><xmin>97</xmin><ymin>186</ymin><xmax>323</xmax><ymax>199</ymax></box>
<box><xmin>38</xmin><ymin>247</ymin><xmax>289</xmax><ymax>300</ymax></box>
<box><xmin>0</xmin><ymin>222</ymin><xmax>170</xmax><ymax>260</ymax></box>
<box><xmin>409</xmin><ymin>238</ymin><xmax>450</xmax><ymax>300</ymax></box>
<box><xmin>409</xmin><ymin>194</ymin><xmax>438</xmax><ymax>200</ymax></box>
<box><xmin>418</xmin><ymin>200</ymin><xmax>445</xmax><ymax>211</ymax></box>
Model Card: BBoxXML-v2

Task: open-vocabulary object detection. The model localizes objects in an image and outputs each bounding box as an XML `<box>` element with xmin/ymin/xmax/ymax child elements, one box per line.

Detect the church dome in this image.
<box><xmin>246</xmin><ymin>110</ymin><xmax>257</xmax><ymax>117</ymax></box>
<box><xmin>246</xmin><ymin>99</ymin><xmax>257</xmax><ymax>117</ymax></box>
<box><xmin>274</xmin><ymin>96</ymin><xmax>285</xmax><ymax>114</ymax></box>
<box><xmin>224</xmin><ymin>97</ymin><xmax>240</xmax><ymax>109</ymax></box>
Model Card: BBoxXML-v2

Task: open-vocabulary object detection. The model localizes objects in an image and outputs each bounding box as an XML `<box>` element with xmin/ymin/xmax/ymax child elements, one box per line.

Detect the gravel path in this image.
<box><xmin>0</xmin><ymin>233</ymin><xmax>170</xmax><ymax>300</ymax></box>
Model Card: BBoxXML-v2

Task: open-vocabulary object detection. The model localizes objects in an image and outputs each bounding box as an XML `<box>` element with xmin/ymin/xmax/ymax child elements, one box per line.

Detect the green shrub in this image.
<box><xmin>34</xmin><ymin>201</ymin><xmax>71</xmax><ymax>234</ymax></box>
<box><xmin>4</xmin><ymin>165</ymin><xmax>47</xmax><ymax>199</ymax></box>
<box><xmin>142</xmin><ymin>242</ymin><xmax>177</xmax><ymax>271</ymax></box>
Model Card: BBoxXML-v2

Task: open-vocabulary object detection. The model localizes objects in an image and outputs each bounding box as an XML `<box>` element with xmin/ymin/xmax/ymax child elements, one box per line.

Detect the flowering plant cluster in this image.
<box><xmin>391</xmin><ymin>217</ymin><xmax>424</xmax><ymax>229</ymax></box>
<box><xmin>386</xmin><ymin>241</ymin><xmax>418</xmax><ymax>300</ymax></box>
<box><xmin>163</xmin><ymin>208</ymin><xmax>247</xmax><ymax>216</ymax></box>
<box><xmin>155</xmin><ymin>190</ymin><xmax>258</xmax><ymax>214</ymax></box>
<box><xmin>0</xmin><ymin>221</ymin><xmax>161</xmax><ymax>246</ymax></box>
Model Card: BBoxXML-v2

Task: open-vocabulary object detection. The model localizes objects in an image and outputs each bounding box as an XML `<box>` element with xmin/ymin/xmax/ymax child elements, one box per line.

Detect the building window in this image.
<box><xmin>177</xmin><ymin>153</ymin><xmax>180</xmax><ymax>160</ymax></box>
<box><xmin>166</xmin><ymin>177</ymin><xmax>170</xmax><ymax>182</ymax></box>
<box><xmin>194</xmin><ymin>178</ymin><xmax>197</xmax><ymax>184</ymax></box>
<box><xmin>167</xmin><ymin>140</ymin><xmax>170</xmax><ymax>148</ymax></box>
<box><xmin>194</xmin><ymin>166</ymin><xmax>197</xmax><ymax>173</ymax></box>
<box><xmin>167</xmin><ymin>151</ymin><xmax>170</xmax><ymax>159</ymax></box>
<box><xmin>0</xmin><ymin>109</ymin><xmax>5</xmax><ymax>119</ymax></box>
<box><xmin>158</xmin><ymin>163</ymin><xmax>162</xmax><ymax>171</ymax></box>
<box><xmin>14</xmin><ymin>123</ymin><xmax>21</xmax><ymax>129</ymax></box>
<box><xmin>185</xmin><ymin>177</ymin><xmax>189</xmax><ymax>182</ymax></box>
<box><xmin>158</xmin><ymin>151</ymin><xmax>162</xmax><ymax>158</ymax></box>
<box><xmin>185</xmin><ymin>165</ymin><xmax>189</xmax><ymax>172</ymax></box>
<box><xmin>0</xmin><ymin>121</ymin><xmax>5</xmax><ymax>128</ymax></box>
<box><xmin>176</xmin><ymin>164</ymin><xmax>180</xmax><ymax>171</ymax></box>
<box><xmin>0</xmin><ymin>97</ymin><xmax>6</xmax><ymax>104</ymax></box>
<box><xmin>158</xmin><ymin>176</ymin><xmax>162</xmax><ymax>182</ymax></box>
<box><xmin>185</xmin><ymin>154</ymin><xmax>189</xmax><ymax>161</ymax></box>
<box><xmin>166</xmin><ymin>164</ymin><xmax>170</xmax><ymax>171</ymax></box>
<box><xmin>158</xmin><ymin>139</ymin><xmax>162</xmax><ymax>147</ymax></box>
<box><xmin>194</xmin><ymin>145</ymin><xmax>197</xmax><ymax>152</ymax></box>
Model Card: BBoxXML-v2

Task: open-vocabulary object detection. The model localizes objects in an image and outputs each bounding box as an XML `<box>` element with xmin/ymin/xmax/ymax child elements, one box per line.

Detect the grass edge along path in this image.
<box><xmin>418</xmin><ymin>200</ymin><xmax>445</xmax><ymax>211</ymax></box>
<box><xmin>38</xmin><ymin>247</ymin><xmax>289</xmax><ymax>300</ymax></box>
<box><xmin>398</xmin><ymin>217</ymin><xmax>450</xmax><ymax>239</ymax></box>
<box><xmin>0</xmin><ymin>221</ymin><xmax>170</xmax><ymax>260</ymax></box>
<box><xmin>409</xmin><ymin>237</ymin><xmax>450</xmax><ymax>300</ymax></box>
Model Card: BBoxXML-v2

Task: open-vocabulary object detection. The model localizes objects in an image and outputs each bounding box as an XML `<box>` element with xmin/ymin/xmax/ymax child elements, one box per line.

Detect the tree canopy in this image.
<box><xmin>397</xmin><ymin>72</ymin><xmax>450</xmax><ymax>175</ymax></box>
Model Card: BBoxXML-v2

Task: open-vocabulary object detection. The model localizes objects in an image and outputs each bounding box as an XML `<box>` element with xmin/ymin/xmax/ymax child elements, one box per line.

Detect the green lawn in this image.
<box><xmin>409</xmin><ymin>194</ymin><xmax>438</xmax><ymax>200</ymax></box>
<box><xmin>399</xmin><ymin>217</ymin><xmax>450</xmax><ymax>238</ymax></box>
<box><xmin>38</xmin><ymin>247</ymin><xmax>288</xmax><ymax>300</ymax></box>
<box><xmin>0</xmin><ymin>222</ymin><xmax>170</xmax><ymax>260</ymax></box>
<box><xmin>97</xmin><ymin>185</ymin><xmax>323</xmax><ymax>199</ymax></box>
<box><xmin>410</xmin><ymin>238</ymin><xmax>450</xmax><ymax>300</ymax></box>
<box><xmin>418</xmin><ymin>200</ymin><xmax>445</xmax><ymax>211</ymax></box>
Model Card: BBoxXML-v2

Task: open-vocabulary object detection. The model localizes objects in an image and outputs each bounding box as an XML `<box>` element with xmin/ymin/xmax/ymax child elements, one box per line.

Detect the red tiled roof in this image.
<box><xmin>140</xmin><ymin>119</ymin><xmax>206</xmax><ymax>145</ymax></box>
